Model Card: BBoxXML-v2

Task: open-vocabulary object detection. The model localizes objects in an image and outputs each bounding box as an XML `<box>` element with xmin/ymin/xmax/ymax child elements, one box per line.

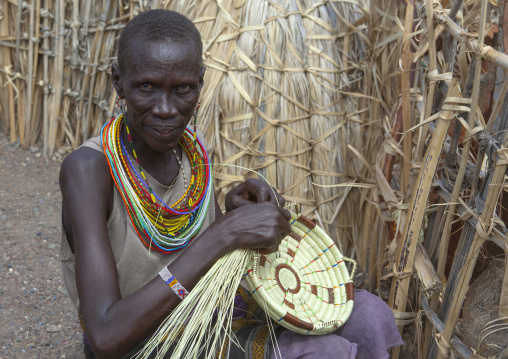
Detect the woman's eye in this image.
<box><xmin>178</xmin><ymin>84</ymin><xmax>191</xmax><ymax>92</ymax></box>
<box><xmin>140</xmin><ymin>83</ymin><xmax>153</xmax><ymax>90</ymax></box>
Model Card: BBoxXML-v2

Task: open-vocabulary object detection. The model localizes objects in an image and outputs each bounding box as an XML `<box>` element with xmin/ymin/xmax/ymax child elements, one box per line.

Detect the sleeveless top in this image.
<box><xmin>59</xmin><ymin>134</ymin><xmax>216</xmax><ymax>309</ymax></box>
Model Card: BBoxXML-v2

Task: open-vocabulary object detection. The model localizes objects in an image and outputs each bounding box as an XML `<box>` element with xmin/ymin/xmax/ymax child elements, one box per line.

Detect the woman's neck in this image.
<box><xmin>121</xmin><ymin>125</ymin><xmax>182</xmax><ymax>187</ymax></box>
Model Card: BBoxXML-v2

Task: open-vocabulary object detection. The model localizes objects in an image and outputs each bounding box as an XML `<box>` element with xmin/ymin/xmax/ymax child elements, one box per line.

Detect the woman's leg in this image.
<box><xmin>269</xmin><ymin>330</ymin><xmax>358</xmax><ymax>359</ymax></box>
<box><xmin>334</xmin><ymin>290</ymin><xmax>404</xmax><ymax>359</ymax></box>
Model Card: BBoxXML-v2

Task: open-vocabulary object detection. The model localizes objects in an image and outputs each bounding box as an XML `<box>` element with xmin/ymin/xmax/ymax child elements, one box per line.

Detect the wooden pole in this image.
<box><xmin>469</xmin><ymin>76</ymin><xmax>508</xmax><ymax>199</ymax></box>
<box><xmin>388</xmin><ymin>81</ymin><xmax>461</xmax><ymax>357</ymax></box>
<box><xmin>501</xmin><ymin>253</ymin><xmax>508</xmax><ymax>318</ymax></box>
<box><xmin>42</xmin><ymin>0</ymin><xmax>50</xmax><ymax>155</ymax></box>
<box><xmin>29</xmin><ymin>0</ymin><xmax>42</xmax><ymax>145</ymax></box>
<box><xmin>15</xmin><ymin>0</ymin><xmax>25</xmax><ymax>146</ymax></box>
<box><xmin>434</xmin><ymin>13</ymin><xmax>487</xmax><ymax>291</ymax></box>
<box><xmin>25</xmin><ymin>0</ymin><xmax>35</xmax><ymax>146</ymax></box>
<box><xmin>48</xmin><ymin>0</ymin><xmax>65</xmax><ymax>154</ymax></box>
<box><xmin>400</xmin><ymin>1</ymin><xmax>414</xmax><ymax>195</ymax></box>
<box><xmin>434</xmin><ymin>12</ymin><xmax>508</xmax><ymax>72</ymax></box>
<box><xmin>421</xmin><ymin>293</ymin><xmax>473</xmax><ymax>358</ymax></box>
<box><xmin>498</xmin><ymin>13</ymin><xmax>508</xmax><ymax>314</ymax></box>
<box><xmin>416</xmin><ymin>0</ymin><xmax>438</xmax><ymax>160</ymax></box>
<box><xmin>1</xmin><ymin>1</ymin><xmax>17</xmax><ymax>143</ymax></box>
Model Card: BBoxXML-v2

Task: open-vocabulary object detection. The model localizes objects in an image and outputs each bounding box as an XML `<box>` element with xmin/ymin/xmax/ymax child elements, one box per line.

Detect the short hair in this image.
<box><xmin>117</xmin><ymin>9</ymin><xmax>203</xmax><ymax>72</ymax></box>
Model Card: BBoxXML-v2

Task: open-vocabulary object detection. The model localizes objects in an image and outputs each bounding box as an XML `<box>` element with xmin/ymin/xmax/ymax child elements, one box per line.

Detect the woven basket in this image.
<box><xmin>245</xmin><ymin>211</ymin><xmax>356</xmax><ymax>335</ymax></box>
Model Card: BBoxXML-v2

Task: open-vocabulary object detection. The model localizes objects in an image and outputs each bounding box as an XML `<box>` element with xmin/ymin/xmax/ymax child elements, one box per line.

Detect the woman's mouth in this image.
<box><xmin>148</xmin><ymin>126</ymin><xmax>177</xmax><ymax>137</ymax></box>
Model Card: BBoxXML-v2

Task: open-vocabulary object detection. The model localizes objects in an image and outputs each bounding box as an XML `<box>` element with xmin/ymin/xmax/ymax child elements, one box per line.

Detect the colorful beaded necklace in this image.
<box><xmin>101</xmin><ymin>113</ymin><xmax>213</xmax><ymax>253</ymax></box>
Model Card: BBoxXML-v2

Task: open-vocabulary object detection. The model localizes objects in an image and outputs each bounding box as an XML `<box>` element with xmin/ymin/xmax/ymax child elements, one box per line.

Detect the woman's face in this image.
<box><xmin>112</xmin><ymin>38</ymin><xmax>204</xmax><ymax>154</ymax></box>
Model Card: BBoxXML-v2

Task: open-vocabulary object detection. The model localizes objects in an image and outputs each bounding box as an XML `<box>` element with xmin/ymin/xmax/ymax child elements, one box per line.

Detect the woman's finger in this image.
<box><xmin>230</xmin><ymin>195</ymin><xmax>255</xmax><ymax>209</ymax></box>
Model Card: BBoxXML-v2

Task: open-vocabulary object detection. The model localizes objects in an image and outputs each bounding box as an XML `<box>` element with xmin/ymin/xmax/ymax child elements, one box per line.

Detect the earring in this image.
<box><xmin>193</xmin><ymin>102</ymin><xmax>201</xmax><ymax>118</ymax></box>
<box><xmin>192</xmin><ymin>102</ymin><xmax>200</xmax><ymax>148</ymax></box>
<box><xmin>116</xmin><ymin>96</ymin><xmax>127</xmax><ymax>115</ymax></box>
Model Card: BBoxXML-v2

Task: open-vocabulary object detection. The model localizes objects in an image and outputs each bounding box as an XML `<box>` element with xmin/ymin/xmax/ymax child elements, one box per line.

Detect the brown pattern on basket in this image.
<box><xmin>275</xmin><ymin>263</ymin><xmax>301</xmax><ymax>294</ymax></box>
<box><xmin>289</xmin><ymin>231</ymin><xmax>302</xmax><ymax>242</ymax></box>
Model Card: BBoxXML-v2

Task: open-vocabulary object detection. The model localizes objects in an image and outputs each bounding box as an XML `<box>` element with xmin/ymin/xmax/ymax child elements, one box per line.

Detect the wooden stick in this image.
<box><xmin>434</xmin><ymin>73</ymin><xmax>477</xmax><ymax>285</ymax></box>
<box><xmin>388</xmin><ymin>80</ymin><xmax>460</xmax><ymax>334</ymax></box>
<box><xmin>501</xmin><ymin>252</ymin><xmax>508</xmax><ymax>318</ymax></box>
<box><xmin>435</xmin><ymin>12</ymin><xmax>508</xmax><ymax>71</ymax></box>
<box><xmin>421</xmin><ymin>293</ymin><xmax>473</xmax><ymax>358</ymax></box>
<box><xmin>83</xmin><ymin>0</ymin><xmax>111</xmax><ymax>141</ymax></box>
<box><xmin>470</xmin><ymin>76</ymin><xmax>508</xmax><ymax>198</ymax></box>
<box><xmin>25</xmin><ymin>0</ymin><xmax>35</xmax><ymax>146</ymax></box>
<box><xmin>380</xmin><ymin>99</ymin><xmax>403</xmax><ymax>243</ymax></box>
<box><xmin>16</xmin><ymin>79</ymin><xmax>25</xmax><ymax>145</ymax></box>
<box><xmin>30</xmin><ymin>0</ymin><xmax>42</xmax><ymax>145</ymax></box>
<box><xmin>445</xmin><ymin>55</ymin><xmax>476</xmax><ymax>169</ymax></box>
<box><xmin>435</xmin><ymin>183</ymin><xmax>507</xmax><ymax>250</ymax></box>
<box><xmin>497</xmin><ymin>15</ymin><xmax>508</xmax><ymax>321</ymax></box>
<box><xmin>416</xmin><ymin>0</ymin><xmax>439</xmax><ymax>160</ymax></box>
<box><xmin>42</xmin><ymin>0</ymin><xmax>50</xmax><ymax>155</ymax></box>
<box><xmin>400</xmin><ymin>1</ymin><xmax>414</xmax><ymax>195</ymax></box>
<box><xmin>414</xmin><ymin>243</ymin><xmax>442</xmax><ymax>294</ymax></box>
<box><xmin>70</xmin><ymin>0</ymin><xmax>80</xmax><ymax>146</ymax></box>
<box><xmin>419</xmin><ymin>6</ymin><xmax>454</xmax><ymax>354</ymax></box>
<box><xmin>15</xmin><ymin>0</ymin><xmax>25</xmax><ymax>146</ymax></box>
<box><xmin>469</xmin><ymin>1</ymin><xmax>508</xmax><ymax>190</ymax></box>
<box><xmin>366</xmin><ymin>203</ymin><xmax>383</xmax><ymax>290</ymax></box>
<box><xmin>75</xmin><ymin>0</ymin><xmax>94</xmax><ymax>143</ymax></box>
<box><xmin>422</xmin><ymin>201</ymin><xmax>446</xmax><ymax>359</ymax></box>
<box><xmin>0</xmin><ymin>1</ymin><xmax>16</xmax><ymax>143</ymax></box>
<box><xmin>48</xmin><ymin>0</ymin><xmax>65</xmax><ymax>154</ymax></box>
<box><xmin>429</xmin><ymin>11</ymin><xmax>487</xmax><ymax>342</ymax></box>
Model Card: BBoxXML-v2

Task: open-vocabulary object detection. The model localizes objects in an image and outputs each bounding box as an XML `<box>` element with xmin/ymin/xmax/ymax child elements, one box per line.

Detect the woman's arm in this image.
<box><xmin>60</xmin><ymin>149</ymin><xmax>291</xmax><ymax>359</ymax></box>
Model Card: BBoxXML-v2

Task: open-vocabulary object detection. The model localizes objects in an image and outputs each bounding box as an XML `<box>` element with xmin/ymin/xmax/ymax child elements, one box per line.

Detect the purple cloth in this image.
<box><xmin>272</xmin><ymin>331</ymin><xmax>357</xmax><ymax>359</ymax></box>
<box><xmin>232</xmin><ymin>293</ymin><xmax>250</xmax><ymax>318</ymax></box>
<box><xmin>270</xmin><ymin>290</ymin><xmax>403</xmax><ymax>359</ymax></box>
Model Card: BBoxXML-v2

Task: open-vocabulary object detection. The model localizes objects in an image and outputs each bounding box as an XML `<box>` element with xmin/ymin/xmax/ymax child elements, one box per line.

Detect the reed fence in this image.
<box><xmin>373</xmin><ymin>0</ymin><xmax>508</xmax><ymax>358</ymax></box>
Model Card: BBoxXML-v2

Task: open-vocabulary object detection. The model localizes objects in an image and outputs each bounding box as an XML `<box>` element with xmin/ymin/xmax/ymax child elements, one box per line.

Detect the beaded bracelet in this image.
<box><xmin>159</xmin><ymin>267</ymin><xmax>189</xmax><ymax>300</ymax></box>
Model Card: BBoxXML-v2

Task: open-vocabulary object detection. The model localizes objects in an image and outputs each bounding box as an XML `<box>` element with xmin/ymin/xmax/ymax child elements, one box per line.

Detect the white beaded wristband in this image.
<box><xmin>159</xmin><ymin>267</ymin><xmax>189</xmax><ymax>300</ymax></box>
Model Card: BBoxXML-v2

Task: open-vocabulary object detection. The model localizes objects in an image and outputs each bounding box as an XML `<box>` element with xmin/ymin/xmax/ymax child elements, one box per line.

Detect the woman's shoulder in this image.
<box><xmin>60</xmin><ymin>134</ymin><xmax>107</xmax><ymax>177</ymax></box>
<box><xmin>59</xmin><ymin>140</ymin><xmax>112</xmax><ymax>199</ymax></box>
<box><xmin>61</xmin><ymin>145</ymin><xmax>106</xmax><ymax>177</ymax></box>
<box><xmin>79</xmin><ymin>135</ymin><xmax>104</xmax><ymax>153</ymax></box>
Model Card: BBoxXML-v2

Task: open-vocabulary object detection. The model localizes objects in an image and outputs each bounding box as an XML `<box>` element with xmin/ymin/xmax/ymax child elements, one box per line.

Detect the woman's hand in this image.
<box><xmin>225</xmin><ymin>178</ymin><xmax>285</xmax><ymax>212</ymax></box>
<box><xmin>213</xmin><ymin>201</ymin><xmax>292</xmax><ymax>255</ymax></box>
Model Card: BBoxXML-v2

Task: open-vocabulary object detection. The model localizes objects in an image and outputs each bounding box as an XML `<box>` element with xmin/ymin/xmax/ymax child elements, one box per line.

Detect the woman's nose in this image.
<box><xmin>153</xmin><ymin>92</ymin><xmax>178</xmax><ymax>119</ymax></box>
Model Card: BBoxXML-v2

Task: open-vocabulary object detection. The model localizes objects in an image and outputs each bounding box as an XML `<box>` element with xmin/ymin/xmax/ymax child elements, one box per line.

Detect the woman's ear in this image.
<box><xmin>111</xmin><ymin>63</ymin><xmax>124</xmax><ymax>98</ymax></box>
<box><xmin>198</xmin><ymin>66</ymin><xmax>206</xmax><ymax>92</ymax></box>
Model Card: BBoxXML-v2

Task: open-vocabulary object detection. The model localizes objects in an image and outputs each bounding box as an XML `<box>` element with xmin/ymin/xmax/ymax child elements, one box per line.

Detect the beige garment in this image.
<box><xmin>59</xmin><ymin>135</ymin><xmax>216</xmax><ymax>309</ymax></box>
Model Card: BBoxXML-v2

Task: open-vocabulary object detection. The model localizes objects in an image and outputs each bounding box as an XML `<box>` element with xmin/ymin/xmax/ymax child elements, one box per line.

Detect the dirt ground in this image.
<box><xmin>0</xmin><ymin>133</ymin><xmax>83</xmax><ymax>358</ymax></box>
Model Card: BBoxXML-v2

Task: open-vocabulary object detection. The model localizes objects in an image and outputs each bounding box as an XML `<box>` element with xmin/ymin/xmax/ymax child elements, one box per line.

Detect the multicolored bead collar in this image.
<box><xmin>101</xmin><ymin>114</ymin><xmax>213</xmax><ymax>253</ymax></box>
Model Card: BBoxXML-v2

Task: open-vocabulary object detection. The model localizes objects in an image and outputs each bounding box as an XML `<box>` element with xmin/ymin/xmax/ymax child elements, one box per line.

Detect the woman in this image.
<box><xmin>59</xmin><ymin>9</ymin><xmax>402</xmax><ymax>359</ymax></box>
